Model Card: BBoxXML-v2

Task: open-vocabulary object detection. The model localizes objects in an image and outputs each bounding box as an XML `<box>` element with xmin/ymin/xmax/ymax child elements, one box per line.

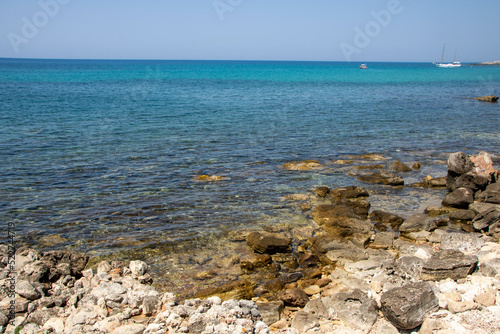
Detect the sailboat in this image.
<box><xmin>434</xmin><ymin>44</ymin><xmax>461</xmax><ymax>68</ymax></box>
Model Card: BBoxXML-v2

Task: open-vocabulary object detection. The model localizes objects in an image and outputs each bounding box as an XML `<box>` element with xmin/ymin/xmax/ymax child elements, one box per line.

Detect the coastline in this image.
<box><xmin>471</xmin><ymin>60</ymin><xmax>500</xmax><ymax>66</ymax></box>
<box><xmin>2</xmin><ymin>151</ymin><xmax>499</xmax><ymax>333</ymax></box>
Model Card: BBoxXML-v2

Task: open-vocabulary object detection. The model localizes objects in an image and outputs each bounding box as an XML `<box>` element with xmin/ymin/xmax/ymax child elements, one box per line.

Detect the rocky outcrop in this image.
<box><xmin>475</xmin><ymin>95</ymin><xmax>499</xmax><ymax>102</ymax></box>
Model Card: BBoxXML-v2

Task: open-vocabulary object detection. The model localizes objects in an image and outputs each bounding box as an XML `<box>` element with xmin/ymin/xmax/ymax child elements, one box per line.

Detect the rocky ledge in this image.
<box><xmin>1</xmin><ymin>151</ymin><xmax>500</xmax><ymax>334</ymax></box>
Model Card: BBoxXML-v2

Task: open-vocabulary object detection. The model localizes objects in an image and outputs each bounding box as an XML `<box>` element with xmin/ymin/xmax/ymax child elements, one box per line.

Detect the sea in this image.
<box><xmin>1</xmin><ymin>59</ymin><xmax>499</xmax><ymax>294</ymax></box>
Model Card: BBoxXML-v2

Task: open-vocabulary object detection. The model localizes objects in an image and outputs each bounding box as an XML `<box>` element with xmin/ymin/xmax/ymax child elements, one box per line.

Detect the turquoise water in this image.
<box><xmin>1</xmin><ymin>59</ymin><xmax>499</xmax><ymax>286</ymax></box>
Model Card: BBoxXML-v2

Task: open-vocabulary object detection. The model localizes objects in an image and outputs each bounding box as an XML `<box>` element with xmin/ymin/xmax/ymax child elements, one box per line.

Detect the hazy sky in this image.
<box><xmin>0</xmin><ymin>0</ymin><xmax>499</xmax><ymax>62</ymax></box>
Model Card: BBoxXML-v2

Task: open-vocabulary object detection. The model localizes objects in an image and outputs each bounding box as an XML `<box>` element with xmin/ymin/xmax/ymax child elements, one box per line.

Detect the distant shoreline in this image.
<box><xmin>471</xmin><ymin>60</ymin><xmax>500</xmax><ymax>66</ymax></box>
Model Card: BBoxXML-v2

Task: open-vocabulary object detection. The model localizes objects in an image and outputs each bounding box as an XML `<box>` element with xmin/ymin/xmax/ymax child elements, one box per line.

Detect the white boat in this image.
<box><xmin>434</xmin><ymin>44</ymin><xmax>461</xmax><ymax>68</ymax></box>
<box><xmin>359</xmin><ymin>64</ymin><xmax>368</xmax><ymax>69</ymax></box>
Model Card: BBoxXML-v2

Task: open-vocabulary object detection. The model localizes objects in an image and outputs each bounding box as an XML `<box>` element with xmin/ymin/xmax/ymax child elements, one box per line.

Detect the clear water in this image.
<box><xmin>1</xmin><ymin>59</ymin><xmax>499</xmax><ymax>293</ymax></box>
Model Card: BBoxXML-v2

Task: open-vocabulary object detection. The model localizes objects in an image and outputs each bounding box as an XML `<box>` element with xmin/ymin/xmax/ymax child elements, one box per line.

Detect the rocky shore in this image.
<box><xmin>1</xmin><ymin>151</ymin><xmax>500</xmax><ymax>333</ymax></box>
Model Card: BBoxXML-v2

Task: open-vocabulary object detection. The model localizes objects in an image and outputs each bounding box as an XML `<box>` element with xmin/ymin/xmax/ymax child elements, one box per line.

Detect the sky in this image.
<box><xmin>0</xmin><ymin>0</ymin><xmax>499</xmax><ymax>62</ymax></box>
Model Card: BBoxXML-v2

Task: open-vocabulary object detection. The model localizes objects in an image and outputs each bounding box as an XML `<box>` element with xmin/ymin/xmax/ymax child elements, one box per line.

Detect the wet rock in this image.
<box><xmin>328</xmin><ymin>186</ymin><xmax>369</xmax><ymax>199</ymax></box>
<box><xmin>291</xmin><ymin>310</ymin><xmax>320</xmax><ymax>333</ymax></box>
<box><xmin>334</xmin><ymin>198</ymin><xmax>371</xmax><ymax>219</ymax></box>
<box><xmin>278</xmin><ymin>288</ymin><xmax>310</xmax><ymax>307</ymax></box>
<box><xmin>358</xmin><ymin>172</ymin><xmax>404</xmax><ymax>186</ymax></box>
<box><xmin>256</xmin><ymin>301</ymin><xmax>283</xmax><ymax>325</ymax></box>
<box><xmin>369</xmin><ymin>210</ymin><xmax>404</xmax><ymax>230</ymax></box>
<box><xmin>476</xmin><ymin>183</ymin><xmax>500</xmax><ymax>204</ymax></box>
<box><xmin>475</xmin><ymin>95</ymin><xmax>499</xmax><ymax>102</ymax></box>
<box><xmin>283</xmin><ymin>160</ymin><xmax>322</xmax><ymax>171</ymax></box>
<box><xmin>196</xmin><ymin>174</ymin><xmax>226</xmax><ymax>181</ymax></box>
<box><xmin>246</xmin><ymin>231</ymin><xmax>292</xmax><ymax>254</ymax></box>
<box><xmin>191</xmin><ymin>279</ymin><xmax>255</xmax><ymax>300</ymax></box>
<box><xmin>442</xmin><ymin>187</ymin><xmax>474</xmax><ymax>209</ymax></box>
<box><xmin>392</xmin><ymin>161</ymin><xmax>412</xmax><ymax>172</ymax></box>
<box><xmin>429</xmin><ymin>177</ymin><xmax>447</xmax><ymax>188</ymax></box>
<box><xmin>322</xmin><ymin>289</ymin><xmax>378</xmax><ymax>332</ymax></box>
<box><xmin>399</xmin><ymin>214</ymin><xmax>436</xmax><ymax>233</ymax></box>
<box><xmin>421</xmin><ymin>250</ymin><xmax>478</xmax><ymax>281</ymax></box>
<box><xmin>380</xmin><ymin>281</ymin><xmax>438</xmax><ymax>330</ymax></box>
<box><xmin>313</xmin><ymin>186</ymin><xmax>330</xmax><ymax>197</ymax></box>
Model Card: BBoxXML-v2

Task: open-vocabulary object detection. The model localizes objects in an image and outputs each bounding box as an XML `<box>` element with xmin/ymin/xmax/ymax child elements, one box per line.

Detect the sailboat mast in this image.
<box><xmin>441</xmin><ymin>43</ymin><xmax>445</xmax><ymax>63</ymax></box>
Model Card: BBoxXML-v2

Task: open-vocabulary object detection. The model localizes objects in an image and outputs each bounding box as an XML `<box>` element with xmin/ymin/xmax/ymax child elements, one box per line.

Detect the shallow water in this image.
<box><xmin>1</xmin><ymin>59</ymin><xmax>499</xmax><ymax>294</ymax></box>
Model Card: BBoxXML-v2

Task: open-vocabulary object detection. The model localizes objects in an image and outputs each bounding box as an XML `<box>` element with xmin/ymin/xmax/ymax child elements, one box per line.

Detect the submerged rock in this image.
<box><xmin>358</xmin><ymin>172</ymin><xmax>404</xmax><ymax>186</ymax></box>
<box><xmin>246</xmin><ymin>231</ymin><xmax>292</xmax><ymax>254</ymax></box>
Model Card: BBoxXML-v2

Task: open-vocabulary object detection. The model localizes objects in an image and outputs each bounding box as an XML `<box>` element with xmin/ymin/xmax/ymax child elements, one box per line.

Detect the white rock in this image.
<box><xmin>43</xmin><ymin>318</ymin><xmax>65</xmax><ymax>333</ymax></box>
<box><xmin>112</xmin><ymin>323</ymin><xmax>146</xmax><ymax>334</ymax></box>
<box><xmin>129</xmin><ymin>260</ymin><xmax>148</xmax><ymax>276</ymax></box>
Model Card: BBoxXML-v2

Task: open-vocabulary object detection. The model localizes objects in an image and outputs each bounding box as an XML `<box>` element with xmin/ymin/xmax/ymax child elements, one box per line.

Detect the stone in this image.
<box><xmin>303</xmin><ymin>298</ymin><xmax>329</xmax><ymax>319</ymax></box>
<box><xmin>449</xmin><ymin>209</ymin><xmax>476</xmax><ymax>223</ymax></box>
<box><xmin>277</xmin><ymin>288</ymin><xmax>310</xmax><ymax>307</ymax></box>
<box><xmin>380</xmin><ymin>281</ymin><xmax>438</xmax><ymax>330</ymax></box>
<box><xmin>18</xmin><ymin>260</ymin><xmax>50</xmax><ymax>282</ymax></box>
<box><xmin>325</xmin><ymin>244</ymin><xmax>368</xmax><ymax>263</ymax></box>
<box><xmin>41</xmin><ymin>250</ymin><xmax>89</xmax><ymax>277</ymax></box>
<box><xmin>314</xmin><ymin>186</ymin><xmax>330</xmax><ymax>197</ymax></box>
<box><xmin>112</xmin><ymin>324</ymin><xmax>146</xmax><ymax>334</ymax></box>
<box><xmin>322</xmin><ymin>289</ymin><xmax>378</xmax><ymax>332</ymax></box>
<box><xmin>129</xmin><ymin>260</ymin><xmax>148</xmax><ymax>276</ymax></box>
<box><xmin>474</xmin><ymin>292</ymin><xmax>496</xmax><ymax>307</ymax></box>
<box><xmin>15</xmin><ymin>280</ymin><xmax>41</xmax><ymax>300</ymax></box>
<box><xmin>470</xmin><ymin>151</ymin><xmax>496</xmax><ymax>174</ymax></box>
<box><xmin>392</xmin><ymin>161</ymin><xmax>412</xmax><ymax>172</ymax></box>
<box><xmin>442</xmin><ymin>187</ymin><xmax>474</xmax><ymax>209</ymax></box>
<box><xmin>142</xmin><ymin>295</ymin><xmax>161</xmax><ymax>316</ymax></box>
<box><xmin>256</xmin><ymin>301</ymin><xmax>283</xmax><ymax>325</ymax></box>
<box><xmin>480</xmin><ymin>258</ymin><xmax>500</xmax><ymax>276</ymax></box>
<box><xmin>246</xmin><ymin>231</ymin><xmax>292</xmax><ymax>254</ymax></box>
<box><xmin>97</xmin><ymin>261</ymin><xmax>111</xmax><ymax>274</ymax></box>
<box><xmin>476</xmin><ymin>183</ymin><xmax>500</xmax><ymax>204</ymax></box>
<box><xmin>188</xmin><ymin>313</ymin><xmax>207</xmax><ymax>334</ymax></box>
<box><xmin>429</xmin><ymin>177</ymin><xmax>447</xmax><ymax>188</ymax></box>
<box><xmin>399</xmin><ymin>214</ymin><xmax>436</xmax><ymax>233</ymax></box>
<box><xmin>475</xmin><ymin>95</ymin><xmax>499</xmax><ymax>102</ymax></box>
<box><xmin>328</xmin><ymin>186</ymin><xmax>369</xmax><ymax>199</ymax></box>
<box><xmin>394</xmin><ymin>256</ymin><xmax>424</xmax><ymax>281</ymax></box>
<box><xmin>449</xmin><ymin>172</ymin><xmax>490</xmax><ymax>192</ymax></box>
<box><xmin>376</xmin><ymin>323</ymin><xmax>399</xmax><ymax>334</ymax></box>
<box><xmin>421</xmin><ymin>250</ymin><xmax>478</xmax><ymax>281</ymax></box>
<box><xmin>369</xmin><ymin>232</ymin><xmax>395</xmax><ymax>249</ymax></box>
<box><xmin>369</xmin><ymin>210</ymin><xmax>404</xmax><ymax>230</ymax></box>
<box><xmin>91</xmin><ymin>282</ymin><xmax>128</xmax><ymax>299</ymax></box>
<box><xmin>440</xmin><ymin>232</ymin><xmax>485</xmax><ymax>254</ymax></box>
<box><xmin>291</xmin><ymin>310</ymin><xmax>320</xmax><ymax>333</ymax></box>
<box><xmin>472</xmin><ymin>207</ymin><xmax>500</xmax><ymax>237</ymax></box>
<box><xmin>303</xmin><ymin>285</ymin><xmax>321</xmax><ymax>295</ymax></box>
<box><xmin>447</xmin><ymin>152</ymin><xmax>474</xmax><ymax>176</ymax></box>
<box><xmin>333</xmin><ymin>198</ymin><xmax>371</xmax><ymax>219</ymax></box>
<box><xmin>283</xmin><ymin>160</ymin><xmax>322</xmax><ymax>171</ymax></box>
<box><xmin>358</xmin><ymin>172</ymin><xmax>404</xmax><ymax>186</ymax></box>
<box><xmin>43</xmin><ymin>317</ymin><xmax>65</xmax><ymax>333</ymax></box>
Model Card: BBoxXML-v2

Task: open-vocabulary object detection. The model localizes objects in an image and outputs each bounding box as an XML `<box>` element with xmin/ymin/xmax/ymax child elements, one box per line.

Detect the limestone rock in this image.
<box><xmin>369</xmin><ymin>210</ymin><xmax>404</xmax><ymax>230</ymax></box>
<box><xmin>246</xmin><ymin>231</ymin><xmax>292</xmax><ymax>254</ymax></box>
<box><xmin>358</xmin><ymin>172</ymin><xmax>404</xmax><ymax>186</ymax></box>
<box><xmin>112</xmin><ymin>324</ymin><xmax>146</xmax><ymax>334</ymax></box>
<box><xmin>476</xmin><ymin>183</ymin><xmax>500</xmax><ymax>204</ymax></box>
<box><xmin>475</xmin><ymin>95</ymin><xmax>499</xmax><ymax>102</ymax></box>
<box><xmin>439</xmin><ymin>232</ymin><xmax>485</xmax><ymax>254</ymax></box>
<box><xmin>472</xmin><ymin>207</ymin><xmax>500</xmax><ymax>238</ymax></box>
<box><xmin>399</xmin><ymin>214</ymin><xmax>436</xmax><ymax>233</ymax></box>
<box><xmin>303</xmin><ymin>298</ymin><xmax>329</xmax><ymax>319</ymax></box>
<box><xmin>442</xmin><ymin>187</ymin><xmax>474</xmax><ymax>209</ymax></box>
<box><xmin>322</xmin><ymin>289</ymin><xmax>378</xmax><ymax>332</ymax></box>
<box><xmin>15</xmin><ymin>280</ymin><xmax>41</xmax><ymax>300</ymax></box>
<box><xmin>328</xmin><ymin>186</ymin><xmax>369</xmax><ymax>199</ymax></box>
<box><xmin>291</xmin><ymin>310</ymin><xmax>320</xmax><ymax>333</ymax></box>
<box><xmin>380</xmin><ymin>281</ymin><xmax>438</xmax><ymax>330</ymax></box>
<box><xmin>278</xmin><ymin>288</ymin><xmax>310</xmax><ymax>307</ymax></box>
<box><xmin>257</xmin><ymin>301</ymin><xmax>283</xmax><ymax>325</ymax></box>
<box><xmin>420</xmin><ymin>250</ymin><xmax>478</xmax><ymax>281</ymax></box>
<box><xmin>447</xmin><ymin>152</ymin><xmax>474</xmax><ymax>176</ymax></box>
<box><xmin>129</xmin><ymin>260</ymin><xmax>148</xmax><ymax>276</ymax></box>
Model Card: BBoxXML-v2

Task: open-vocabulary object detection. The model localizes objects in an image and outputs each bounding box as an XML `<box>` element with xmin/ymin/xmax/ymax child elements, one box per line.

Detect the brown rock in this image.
<box><xmin>393</xmin><ymin>161</ymin><xmax>413</xmax><ymax>172</ymax></box>
<box><xmin>278</xmin><ymin>288</ymin><xmax>310</xmax><ymax>307</ymax></box>
<box><xmin>246</xmin><ymin>231</ymin><xmax>292</xmax><ymax>254</ymax></box>
<box><xmin>475</xmin><ymin>95</ymin><xmax>499</xmax><ymax>102</ymax></box>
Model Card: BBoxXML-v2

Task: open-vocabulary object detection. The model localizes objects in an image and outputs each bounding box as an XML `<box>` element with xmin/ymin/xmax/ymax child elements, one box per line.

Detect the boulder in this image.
<box><xmin>472</xmin><ymin>207</ymin><xmax>500</xmax><ymax>237</ymax></box>
<box><xmin>370</xmin><ymin>210</ymin><xmax>404</xmax><ymax>230</ymax></box>
<box><xmin>246</xmin><ymin>231</ymin><xmax>292</xmax><ymax>254</ymax></box>
<box><xmin>420</xmin><ymin>250</ymin><xmax>478</xmax><ymax>281</ymax></box>
<box><xmin>358</xmin><ymin>172</ymin><xmax>404</xmax><ymax>186</ymax></box>
<box><xmin>328</xmin><ymin>186</ymin><xmax>369</xmax><ymax>199</ymax></box>
<box><xmin>442</xmin><ymin>187</ymin><xmax>474</xmax><ymax>209</ymax></box>
<box><xmin>380</xmin><ymin>281</ymin><xmax>438</xmax><ymax>330</ymax></box>
<box><xmin>439</xmin><ymin>232</ymin><xmax>485</xmax><ymax>254</ymax></box>
<box><xmin>470</xmin><ymin>151</ymin><xmax>496</xmax><ymax>174</ymax></box>
<box><xmin>449</xmin><ymin>172</ymin><xmax>490</xmax><ymax>192</ymax></box>
<box><xmin>392</xmin><ymin>161</ymin><xmax>413</xmax><ymax>172</ymax></box>
<box><xmin>399</xmin><ymin>214</ymin><xmax>436</xmax><ymax>233</ymax></box>
<box><xmin>15</xmin><ymin>280</ymin><xmax>41</xmax><ymax>300</ymax></box>
<box><xmin>475</xmin><ymin>95</ymin><xmax>499</xmax><ymax>102</ymax></box>
<box><xmin>277</xmin><ymin>288</ymin><xmax>310</xmax><ymax>307</ymax></box>
<box><xmin>291</xmin><ymin>310</ymin><xmax>320</xmax><ymax>333</ymax></box>
<box><xmin>475</xmin><ymin>183</ymin><xmax>500</xmax><ymax>204</ymax></box>
<box><xmin>447</xmin><ymin>152</ymin><xmax>474</xmax><ymax>176</ymax></box>
<box><xmin>322</xmin><ymin>289</ymin><xmax>378</xmax><ymax>332</ymax></box>
<box><xmin>449</xmin><ymin>209</ymin><xmax>476</xmax><ymax>223</ymax></box>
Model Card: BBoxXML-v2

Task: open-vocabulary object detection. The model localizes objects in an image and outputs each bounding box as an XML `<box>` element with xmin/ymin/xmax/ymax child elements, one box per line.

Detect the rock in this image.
<box><xmin>394</xmin><ymin>256</ymin><xmax>424</xmax><ymax>281</ymax></box>
<box><xmin>246</xmin><ymin>231</ymin><xmax>292</xmax><ymax>254</ymax></box>
<box><xmin>449</xmin><ymin>209</ymin><xmax>476</xmax><ymax>223</ymax></box>
<box><xmin>440</xmin><ymin>232</ymin><xmax>485</xmax><ymax>254</ymax></box>
<box><xmin>191</xmin><ymin>279</ymin><xmax>255</xmax><ymax>300</ymax></box>
<box><xmin>325</xmin><ymin>244</ymin><xmax>368</xmax><ymax>263</ymax></box>
<box><xmin>112</xmin><ymin>324</ymin><xmax>146</xmax><ymax>334</ymax></box>
<box><xmin>322</xmin><ymin>289</ymin><xmax>378</xmax><ymax>332</ymax></box>
<box><xmin>129</xmin><ymin>260</ymin><xmax>148</xmax><ymax>276</ymax></box>
<box><xmin>303</xmin><ymin>285</ymin><xmax>321</xmax><ymax>296</ymax></box>
<box><xmin>472</xmin><ymin>207</ymin><xmax>500</xmax><ymax>237</ymax></box>
<box><xmin>442</xmin><ymin>187</ymin><xmax>474</xmax><ymax>209</ymax></box>
<box><xmin>392</xmin><ymin>161</ymin><xmax>413</xmax><ymax>172</ymax></box>
<box><xmin>358</xmin><ymin>172</ymin><xmax>404</xmax><ymax>186</ymax></box>
<box><xmin>91</xmin><ymin>282</ymin><xmax>128</xmax><ymax>299</ymax></box>
<box><xmin>291</xmin><ymin>310</ymin><xmax>320</xmax><ymax>333</ymax></box>
<box><xmin>142</xmin><ymin>295</ymin><xmax>160</xmax><ymax>316</ymax></box>
<box><xmin>369</xmin><ymin>210</ymin><xmax>404</xmax><ymax>230</ymax></box>
<box><xmin>303</xmin><ymin>298</ymin><xmax>329</xmax><ymax>319</ymax></box>
<box><xmin>369</xmin><ymin>232</ymin><xmax>395</xmax><ymax>249</ymax></box>
<box><xmin>412</xmin><ymin>162</ymin><xmax>422</xmax><ymax>170</ymax></box>
<box><xmin>475</xmin><ymin>95</ymin><xmax>499</xmax><ymax>102</ymax></box>
<box><xmin>43</xmin><ymin>317</ymin><xmax>65</xmax><ymax>333</ymax></box>
<box><xmin>18</xmin><ymin>260</ymin><xmax>50</xmax><ymax>282</ymax></box>
<box><xmin>470</xmin><ymin>151</ymin><xmax>496</xmax><ymax>174</ymax></box>
<box><xmin>420</xmin><ymin>250</ymin><xmax>478</xmax><ymax>281</ymax></box>
<box><xmin>97</xmin><ymin>261</ymin><xmax>112</xmax><ymax>274</ymax></box>
<box><xmin>277</xmin><ymin>288</ymin><xmax>310</xmax><ymax>307</ymax></box>
<box><xmin>449</xmin><ymin>172</ymin><xmax>490</xmax><ymax>192</ymax></box>
<box><xmin>328</xmin><ymin>186</ymin><xmax>369</xmax><ymax>199</ymax></box>
<box><xmin>15</xmin><ymin>280</ymin><xmax>41</xmax><ymax>300</ymax></box>
<box><xmin>335</xmin><ymin>198</ymin><xmax>371</xmax><ymax>219</ymax></box>
<box><xmin>480</xmin><ymin>258</ymin><xmax>500</xmax><ymax>276</ymax></box>
<box><xmin>312</xmin><ymin>203</ymin><xmax>360</xmax><ymax>223</ymax></box>
<box><xmin>196</xmin><ymin>174</ymin><xmax>226</xmax><ymax>181</ymax></box>
<box><xmin>399</xmin><ymin>214</ymin><xmax>436</xmax><ymax>233</ymax></box>
<box><xmin>314</xmin><ymin>186</ymin><xmax>330</xmax><ymax>197</ymax></box>
<box><xmin>474</xmin><ymin>292</ymin><xmax>496</xmax><ymax>307</ymax></box>
<box><xmin>380</xmin><ymin>281</ymin><xmax>438</xmax><ymax>330</ymax></box>
<box><xmin>41</xmin><ymin>250</ymin><xmax>89</xmax><ymax>278</ymax></box>
<box><xmin>429</xmin><ymin>177</ymin><xmax>447</xmax><ymax>188</ymax></box>
<box><xmin>447</xmin><ymin>152</ymin><xmax>474</xmax><ymax>176</ymax></box>
<box><xmin>257</xmin><ymin>301</ymin><xmax>283</xmax><ymax>325</ymax></box>
<box><xmin>476</xmin><ymin>183</ymin><xmax>500</xmax><ymax>204</ymax></box>
<box><xmin>283</xmin><ymin>160</ymin><xmax>322</xmax><ymax>171</ymax></box>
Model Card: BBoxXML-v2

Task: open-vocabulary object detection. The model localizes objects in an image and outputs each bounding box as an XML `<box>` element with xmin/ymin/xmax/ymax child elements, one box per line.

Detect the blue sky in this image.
<box><xmin>0</xmin><ymin>0</ymin><xmax>499</xmax><ymax>62</ymax></box>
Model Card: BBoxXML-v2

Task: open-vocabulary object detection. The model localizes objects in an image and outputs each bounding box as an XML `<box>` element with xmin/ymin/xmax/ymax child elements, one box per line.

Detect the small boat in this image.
<box><xmin>359</xmin><ymin>64</ymin><xmax>368</xmax><ymax>69</ymax></box>
<box><xmin>434</xmin><ymin>44</ymin><xmax>461</xmax><ymax>68</ymax></box>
